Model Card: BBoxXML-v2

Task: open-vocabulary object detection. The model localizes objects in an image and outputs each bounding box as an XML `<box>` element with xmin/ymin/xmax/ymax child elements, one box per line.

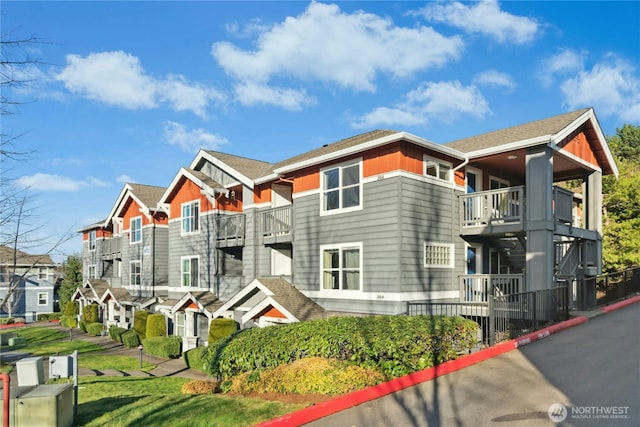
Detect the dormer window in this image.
<box><xmin>181</xmin><ymin>201</ymin><xmax>200</xmax><ymax>235</ymax></box>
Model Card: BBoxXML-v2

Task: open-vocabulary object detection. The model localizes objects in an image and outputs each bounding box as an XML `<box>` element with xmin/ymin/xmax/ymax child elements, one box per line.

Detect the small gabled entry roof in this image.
<box><xmin>171</xmin><ymin>291</ymin><xmax>223</xmax><ymax>319</ymax></box>
<box><xmin>159</xmin><ymin>167</ymin><xmax>228</xmax><ymax>207</ymax></box>
<box><xmin>72</xmin><ymin>279</ymin><xmax>110</xmax><ymax>302</ymax></box>
<box><xmin>213</xmin><ymin>278</ymin><xmax>325</xmax><ymax>325</ymax></box>
<box><xmin>105</xmin><ymin>183</ymin><xmax>167</xmax><ymax>225</ymax></box>
<box><xmin>190</xmin><ymin>150</ymin><xmax>273</xmax><ymax>189</ymax></box>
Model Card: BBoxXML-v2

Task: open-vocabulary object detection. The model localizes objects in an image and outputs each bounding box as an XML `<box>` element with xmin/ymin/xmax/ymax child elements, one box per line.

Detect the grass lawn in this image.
<box><xmin>0</xmin><ymin>327</ymin><xmax>104</xmax><ymax>356</ymax></box>
<box><xmin>73</xmin><ymin>376</ymin><xmax>305</xmax><ymax>427</ymax></box>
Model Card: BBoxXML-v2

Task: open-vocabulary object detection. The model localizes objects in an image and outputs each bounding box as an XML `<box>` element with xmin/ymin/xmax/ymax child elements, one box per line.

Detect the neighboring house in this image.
<box><xmin>0</xmin><ymin>246</ymin><xmax>57</xmax><ymax>321</ymax></box>
<box><xmin>77</xmin><ymin>108</ymin><xmax>618</xmax><ymax>347</ymax></box>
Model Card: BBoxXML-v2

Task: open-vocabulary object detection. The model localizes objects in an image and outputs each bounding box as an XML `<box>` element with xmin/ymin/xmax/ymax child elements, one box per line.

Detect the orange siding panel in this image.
<box><xmin>169</xmin><ymin>178</ymin><xmax>213</xmax><ymax>220</ymax></box>
<box><xmin>260</xmin><ymin>306</ymin><xmax>287</xmax><ymax>319</ymax></box>
<box><xmin>562</xmin><ymin>132</ymin><xmax>598</xmax><ymax>167</ymax></box>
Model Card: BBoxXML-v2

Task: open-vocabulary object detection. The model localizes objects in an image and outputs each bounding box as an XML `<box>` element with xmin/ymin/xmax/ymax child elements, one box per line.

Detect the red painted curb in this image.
<box><xmin>256</xmin><ymin>314</ymin><xmax>591</xmax><ymax>427</ymax></box>
<box><xmin>600</xmin><ymin>295</ymin><xmax>640</xmax><ymax>313</ymax></box>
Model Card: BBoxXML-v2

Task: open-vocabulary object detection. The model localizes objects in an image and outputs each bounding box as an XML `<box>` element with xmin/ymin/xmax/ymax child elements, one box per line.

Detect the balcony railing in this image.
<box><xmin>216</xmin><ymin>214</ymin><xmax>245</xmax><ymax>241</ymax></box>
<box><xmin>100</xmin><ymin>236</ymin><xmax>122</xmax><ymax>259</ymax></box>
<box><xmin>261</xmin><ymin>205</ymin><xmax>292</xmax><ymax>238</ymax></box>
<box><xmin>460</xmin><ymin>274</ymin><xmax>523</xmax><ymax>302</ymax></box>
<box><xmin>460</xmin><ymin>186</ymin><xmax>524</xmax><ymax>229</ymax></box>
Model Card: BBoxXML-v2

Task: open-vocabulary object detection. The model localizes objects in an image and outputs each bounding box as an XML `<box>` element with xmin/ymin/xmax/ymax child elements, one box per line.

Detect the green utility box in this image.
<box><xmin>1</xmin><ymin>383</ymin><xmax>74</xmax><ymax>427</ymax></box>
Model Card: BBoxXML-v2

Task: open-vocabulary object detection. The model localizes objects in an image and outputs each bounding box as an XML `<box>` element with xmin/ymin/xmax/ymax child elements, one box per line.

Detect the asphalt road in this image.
<box><xmin>305</xmin><ymin>303</ymin><xmax>640</xmax><ymax>427</ymax></box>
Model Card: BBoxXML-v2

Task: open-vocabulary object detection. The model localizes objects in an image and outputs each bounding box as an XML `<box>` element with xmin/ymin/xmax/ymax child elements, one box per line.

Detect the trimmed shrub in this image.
<box><xmin>133</xmin><ymin>311</ymin><xmax>149</xmax><ymax>340</ymax></box>
<box><xmin>121</xmin><ymin>330</ymin><xmax>140</xmax><ymax>348</ymax></box>
<box><xmin>181</xmin><ymin>380</ymin><xmax>219</xmax><ymax>395</ymax></box>
<box><xmin>37</xmin><ymin>313</ymin><xmax>62</xmax><ymax>322</ymax></box>
<box><xmin>60</xmin><ymin>316</ymin><xmax>77</xmax><ymax>328</ymax></box>
<box><xmin>0</xmin><ymin>318</ymin><xmax>15</xmax><ymax>325</ymax></box>
<box><xmin>145</xmin><ymin>314</ymin><xmax>166</xmax><ymax>338</ymax></box>
<box><xmin>208</xmin><ymin>317</ymin><xmax>238</xmax><ymax>345</ymax></box>
<box><xmin>226</xmin><ymin>357</ymin><xmax>385</xmax><ymax>395</ymax></box>
<box><xmin>183</xmin><ymin>346</ymin><xmax>208</xmax><ymax>372</ymax></box>
<box><xmin>82</xmin><ymin>304</ymin><xmax>99</xmax><ymax>324</ymax></box>
<box><xmin>79</xmin><ymin>320</ymin><xmax>87</xmax><ymax>333</ymax></box>
<box><xmin>109</xmin><ymin>326</ymin><xmax>128</xmax><ymax>342</ymax></box>
<box><xmin>86</xmin><ymin>322</ymin><xmax>104</xmax><ymax>336</ymax></box>
<box><xmin>204</xmin><ymin>315</ymin><xmax>479</xmax><ymax>379</ymax></box>
<box><xmin>61</xmin><ymin>301</ymin><xmax>79</xmax><ymax>328</ymax></box>
<box><xmin>141</xmin><ymin>336</ymin><xmax>182</xmax><ymax>359</ymax></box>
<box><xmin>64</xmin><ymin>301</ymin><xmax>79</xmax><ymax>316</ymax></box>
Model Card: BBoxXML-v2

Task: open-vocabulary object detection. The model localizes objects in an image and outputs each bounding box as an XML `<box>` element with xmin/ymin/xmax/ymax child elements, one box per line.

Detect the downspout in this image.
<box><xmin>450</xmin><ymin>156</ymin><xmax>469</xmax><ymax>298</ymax></box>
<box><xmin>152</xmin><ymin>220</ymin><xmax>156</xmax><ymax>298</ymax></box>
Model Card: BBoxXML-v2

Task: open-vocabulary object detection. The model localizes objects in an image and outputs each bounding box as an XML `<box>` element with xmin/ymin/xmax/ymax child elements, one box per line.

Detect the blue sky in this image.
<box><xmin>2</xmin><ymin>1</ymin><xmax>639</xmax><ymax>262</ymax></box>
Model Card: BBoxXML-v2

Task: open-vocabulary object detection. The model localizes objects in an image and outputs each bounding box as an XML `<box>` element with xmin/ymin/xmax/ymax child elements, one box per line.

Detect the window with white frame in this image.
<box><xmin>181</xmin><ymin>201</ymin><xmax>200</xmax><ymax>234</ymax></box>
<box><xmin>130</xmin><ymin>216</ymin><xmax>142</xmax><ymax>243</ymax></box>
<box><xmin>321</xmin><ymin>243</ymin><xmax>362</xmax><ymax>291</ymax></box>
<box><xmin>181</xmin><ymin>256</ymin><xmax>199</xmax><ymax>287</ymax></box>
<box><xmin>37</xmin><ymin>292</ymin><xmax>48</xmax><ymax>306</ymax></box>
<box><xmin>321</xmin><ymin>162</ymin><xmax>361</xmax><ymax>213</ymax></box>
<box><xmin>424</xmin><ymin>242</ymin><xmax>454</xmax><ymax>268</ymax></box>
<box><xmin>130</xmin><ymin>261</ymin><xmax>141</xmax><ymax>286</ymax></box>
<box><xmin>175</xmin><ymin>312</ymin><xmax>185</xmax><ymax>337</ymax></box>
<box><xmin>490</xmin><ymin>176</ymin><xmax>509</xmax><ymax>190</ymax></box>
<box><xmin>88</xmin><ymin>265</ymin><xmax>96</xmax><ymax>279</ymax></box>
<box><xmin>38</xmin><ymin>267</ymin><xmax>48</xmax><ymax>280</ymax></box>
<box><xmin>89</xmin><ymin>230</ymin><xmax>96</xmax><ymax>251</ymax></box>
<box><xmin>424</xmin><ymin>156</ymin><xmax>452</xmax><ymax>182</ymax></box>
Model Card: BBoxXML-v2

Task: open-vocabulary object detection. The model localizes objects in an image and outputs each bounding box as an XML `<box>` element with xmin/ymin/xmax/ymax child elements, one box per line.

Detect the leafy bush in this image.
<box><xmin>141</xmin><ymin>336</ymin><xmax>182</xmax><ymax>358</ymax></box>
<box><xmin>37</xmin><ymin>313</ymin><xmax>61</xmax><ymax>321</ymax></box>
<box><xmin>109</xmin><ymin>326</ymin><xmax>128</xmax><ymax>342</ymax></box>
<box><xmin>204</xmin><ymin>315</ymin><xmax>479</xmax><ymax>379</ymax></box>
<box><xmin>133</xmin><ymin>311</ymin><xmax>149</xmax><ymax>340</ymax></box>
<box><xmin>146</xmin><ymin>314</ymin><xmax>166</xmax><ymax>338</ymax></box>
<box><xmin>121</xmin><ymin>330</ymin><xmax>140</xmax><ymax>348</ymax></box>
<box><xmin>61</xmin><ymin>301</ymin><xmax>79</xmax><ymax>328</ymax></box>
<box><xmin>183</xmin><ymin>346</ymin><xmax>208</xmax><ymax>371</ymax></box>
<box><xmin>208</xmin><ymin>317</ymin><xmax>238</xmax><ymax>345</ymax></box>
<box><xmin>60</xmin><ymin>316</ymin><xmax>77</xmax><ymax>328</ymax></box>
<box><xmin>225</xmin><ymin>357</ymin><xmax>385</xmax><ymax>395</ymax></box>
<box><xmin>86</xmin><ymin>322</ymin><xmax>104</xmax><ymax>336</ymax></box>
<box><xmin>0</xmin><ymin>318</ymin><xmax>15</xmax><ymax>325</ymax></box>
<box><xmin>64</xmin><ymin>301</ymin><xmax>79</xmax><ymax>316</ymax></box>
<box><xmin>82</xmin><ymin>304</ymin><xmax>99</xmax><ymax>324</ymax></box>
<box><xmin>79</xmin><ymin>320</ymin><xmax>87</xmax><ymax>333</ymax></box>
<box><xmin>181</xmin><ymin>379</ymin><xmax>219</xmax><ymax>395</ymax></box>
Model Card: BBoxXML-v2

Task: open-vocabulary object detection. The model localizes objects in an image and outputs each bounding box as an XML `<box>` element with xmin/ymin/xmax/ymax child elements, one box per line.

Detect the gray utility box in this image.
<box><xmin>16</xmin><ymin>356</ymin><xmax>44</xmax><ymax>386</ymax></box>
<box><xmin>0</xmin><ymin>384</ymin><xmax>74</xmax><ymax>427</ymax></box>
<box><xmin>49</xmin><ymin>355</ymin><xmax>73</xmax><ymax>379</ymax></box>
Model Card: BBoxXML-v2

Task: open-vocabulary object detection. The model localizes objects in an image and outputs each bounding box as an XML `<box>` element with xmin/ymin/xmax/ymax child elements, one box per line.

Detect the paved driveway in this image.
<box><xmin>306</xmin><ymin>303</ymin><xmax>640</xmax><ymax>427</ymax></box>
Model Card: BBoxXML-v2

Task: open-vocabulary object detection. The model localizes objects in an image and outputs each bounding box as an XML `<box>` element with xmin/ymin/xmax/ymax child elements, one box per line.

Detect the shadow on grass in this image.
<box><xmin>76</xmin><ymin>396</ymin><xmax>144</xmax><ymax>426</ymax></box>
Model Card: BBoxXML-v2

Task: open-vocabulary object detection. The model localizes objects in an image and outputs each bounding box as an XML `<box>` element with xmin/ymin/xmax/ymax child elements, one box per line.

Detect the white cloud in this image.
<box><xmin>234</xmin><ymin>81</ymin><xmax>316</xmax><ymax>110</ymax></box>
<box><xmin>351</xmin><ymin>80</ymin><xmax>490</xmax><ymax>129</ymax></box>
<box><xmin>212</xmin><ymin>2</ymin><xmax>463</xmax><ymax>107</ymax></box>
<box><xmin>163</xmin><ymin>121</ymin><xmax>228</xmax><ymax>153</ymax></box>
<box><xmin>472</xmin><ymin>70</ymin><xmax>516</xmax><ymax>92</ymax></box>
<box><xmin>416</xmin><ymin>0</ymin><xmax>539</xmax><ymax>44</ymax></box>
<box><xmin>116</xmin><ymin>174</ymin><xmax>132</xmax><ymax>184</ymax></box>
<box><xmin>560</xmin><ymin>58</ymin><xmax>640</xmax><ymax>123</ymax></box>
<box><xmin>17</xmin><ymin>173</ymin><xmax>109</xmax><ymax>191</ymax></box>
<box><xmin>54</xmin><ymin>51</ymin><xmax>224</xmax><ymax>117</ymax></box>
<box><xmin>539</xmin><ymin>48</ymin><xmax>587</xmax><ymax>86</ymax></box>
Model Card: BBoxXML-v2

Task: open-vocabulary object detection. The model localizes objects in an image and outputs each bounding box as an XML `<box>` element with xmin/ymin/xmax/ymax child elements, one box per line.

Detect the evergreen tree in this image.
<box><xmin>59</xmin><ymin>255</ymin><xmax>82</xmax><ymax>312</ymax></box>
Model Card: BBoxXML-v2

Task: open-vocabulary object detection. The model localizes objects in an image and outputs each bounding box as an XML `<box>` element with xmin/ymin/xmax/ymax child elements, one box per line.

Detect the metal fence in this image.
<box><xmin>407</xmin><ymin>285</ymin><xmax>569</xmax><ymax>347</ymax></box>
<box><xmin>592</xmin><ymin>266</ymin><xmax>640</xmax><ymax>306</ymax></box>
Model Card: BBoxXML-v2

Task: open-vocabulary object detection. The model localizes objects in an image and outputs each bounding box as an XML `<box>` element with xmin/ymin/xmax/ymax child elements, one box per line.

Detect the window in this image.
<box><xmin>424</xmin><ymin>156</ymin><xmax>452</xmax><ymax>182</ymax></box>
<box><xmin>424</xmin><ymin>242</ymin><xmax>454</xmax><ymax>268</ymax></box>
<box><xmin>37</xmin><ymin>292</ymin><xmax>48</xmax><ymax>306</ymax></box>
<box><xmin>130</xmin><ymin>261</ymin><xmax>141</xmax><ymax>286</ymax></box>
<box><xmin>321</xmin><ymin>162</ymin><xmax>361</xmax><ymax>213</ymax></box>
<box><xmin>130</xmin><ymin>216</ymin><xmax>142</xmax><ymax>243</ymax></box>
<box><xmin>321</xmin><ymin>243</ymin><xmax>361</xmax><ymax>291</ymax></box>
<box><xmin>88</xmin><ymin>265</ymin><xmax>96</xmax><ymax>279</ymax></box>
<box><xmin>175</xmin><ymin>312</ymin><xmax>185</xmax><ymax>337</ymax></box>
<box><xmin>181</xmin><ymin>201</ymin><xmax>200</xmax><ymax>234</ymax></box>
<box><xmin>38</xmin><ymin>267</ymin><xmax>48</xmax><ymax>280</ymax></box>
<box><xmin>181</xmin><ymin>256</ymin><xmax>199</xmax><ymax>287</ymax></box>
<box><xmin>490</xmin><ymin>176</ymin><xmax>509</xmax><ymax>190</ymax></box>
<box><xmin>89</xmin><ymin>230</ymin><xmax>96</xmax><ymax>251</ymax></box>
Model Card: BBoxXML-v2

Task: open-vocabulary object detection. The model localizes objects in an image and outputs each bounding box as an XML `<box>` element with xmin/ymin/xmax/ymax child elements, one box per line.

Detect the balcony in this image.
<box><xmin>459</xmin><ymin>274</ymin><xmax>523</xmax><ymax>302</ymax></box>
<box><xmin>216</xmin><ymin>214</ymin><xmax>245</xmax><ymax>247</ymax></box>
<box><xmin>261</xmin><ymin>205</ymin><xmax>293</xmax><ymax>244</ymax></box>
<box><xmin>100</xmin><ymin>236</ymin><xmax>122</xmax><ymax>260</ymax></box>
<box><xmin>460</xmin><ymin>186</ymin><xmax>582</xmax><ymax>237</ymax></box>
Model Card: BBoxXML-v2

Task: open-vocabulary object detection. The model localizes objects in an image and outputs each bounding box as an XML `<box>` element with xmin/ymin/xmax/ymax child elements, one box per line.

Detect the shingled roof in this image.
<box><xmin>0</xmin><ymin>245</ymin><xmax>55</xmax><ymax>266</ymax></box>
<box><xmin>257</xmin><ymin>277</ymin><xmax>326</xmax><ymax>321</ymax></box>
<box><xmin>445</xmin><ymin>108</ymin><xmax>591</xmax><ymax>153</ymax></box>
<box><xmin>202</xmin><ymin>150</ymin><xmax>274</xmax><ymax>180</ymax></box>
<box><xmin>128</xmin><ymin>183</ymin><xmax>167</xmax><ymax>209</ymax></box>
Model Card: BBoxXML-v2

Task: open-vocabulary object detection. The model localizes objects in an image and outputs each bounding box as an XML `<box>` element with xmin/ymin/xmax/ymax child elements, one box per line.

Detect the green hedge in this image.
<box><xmin>121</xmin><ymin>330</ymin><xmax>140</xmax><ymax>348</ymax></box>
<box><xmin>204</xmin><ymin>315</ymin><xmax>479</xmax><ymax>379</ymax></box>
<box><xmin>64</xmin><ymin>301</ymin><xmax>79</xmax><ymax>316</ymax></box>
<box><xmin>86</xmin><ymin>322</ymin><xmax>104</xmax><ymax>336</ymax></box>
<box><xmin>109</xmin><ymin>326</ymin><xmax>128</xmax><ymax>342</ymax></box>
<box><xmin>146</xmin><ymin>314</ymin><xmax>166</xmax><ymax>338</ymax></box>
<box><xmin>183</xmin><ymin>346</ymin><xmax>208</xmax><ymax>372</ymax></box>
<box><xmin>79</xmin><ymin>320</ymin><xmax>87</xmax><ymax>333</ymax></box>
<box><xmin>133</xmin><ymin>311</ymin><xmax>149</xmax><ymax>340</ymax></box>
<box><xmin>0</xmin><ymin>318</ymin><xmax>15</xmax><ymax>325</ymax></box>
<box><xmin>60</xmin><ymin>316</ymin><xmax>77</xmax><ymax>328</ymax></box>
<box><xmin>142</xmin><ymin>336</ymin><xmax>182</xmax><ymax>359</ymax></box>
<box><xmin>37</xmin><ymin>313</ymin><xmax>62</xmax><ymax>321</ymax></box>
<box><xmin>83</xmin><ymin>304</ymin><xmax>99</xmax><ymax>324</ymax></box>
<box><xmin>208</xmin><ymin>317</ymin><xmax>238</xmax><ymax>345</ymax></box>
